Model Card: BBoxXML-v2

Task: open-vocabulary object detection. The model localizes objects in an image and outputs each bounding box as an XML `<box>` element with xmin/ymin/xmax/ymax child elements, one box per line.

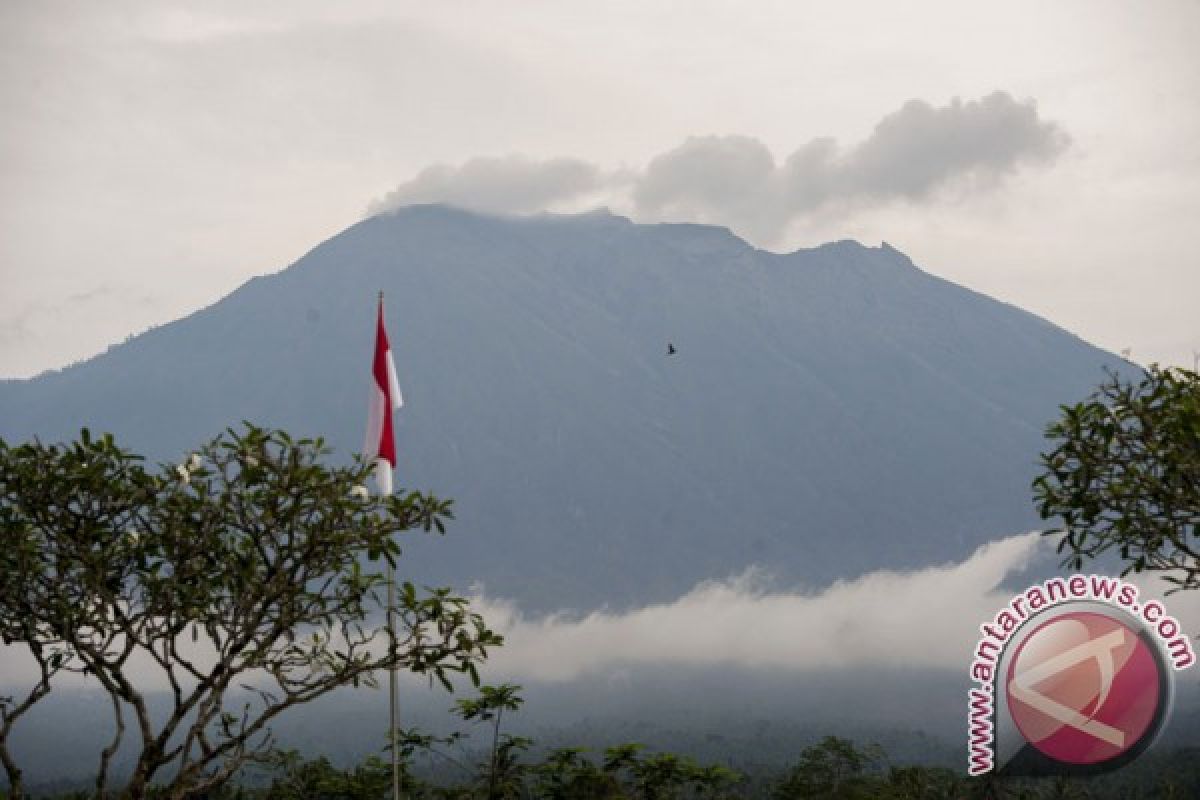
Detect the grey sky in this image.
<box><xmin>2</xmin><ymin>0</ymin><xmax>1198</xmax><ymax>377</ymax></box>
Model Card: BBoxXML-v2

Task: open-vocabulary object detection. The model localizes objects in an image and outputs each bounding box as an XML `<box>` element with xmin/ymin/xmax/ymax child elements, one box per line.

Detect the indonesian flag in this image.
<box><xmin>364</xmin><ymin>295</ymin><xmax>403</xmax><ymax>495</ymax></box>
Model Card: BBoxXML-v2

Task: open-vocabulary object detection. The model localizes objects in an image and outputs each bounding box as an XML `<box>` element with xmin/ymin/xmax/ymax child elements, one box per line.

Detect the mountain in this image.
<box><xmin>0</xmin><ymin>205</ymin><xmax>1125</xmax><ymax>611</ymax></box>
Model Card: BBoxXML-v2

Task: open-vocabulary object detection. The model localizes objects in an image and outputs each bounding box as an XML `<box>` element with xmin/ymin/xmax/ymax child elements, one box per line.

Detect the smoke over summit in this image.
<box><xmin>371</xmin><ymin>92</ymin><xmax>1068</xmax><ymax>243</ymax></box>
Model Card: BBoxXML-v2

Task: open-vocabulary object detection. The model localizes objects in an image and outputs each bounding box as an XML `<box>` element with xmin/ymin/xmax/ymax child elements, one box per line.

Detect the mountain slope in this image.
<box><xmin>0</xmin><ymin>206</ymin><xmax>1123</xmax><ymax>610</ymax></box>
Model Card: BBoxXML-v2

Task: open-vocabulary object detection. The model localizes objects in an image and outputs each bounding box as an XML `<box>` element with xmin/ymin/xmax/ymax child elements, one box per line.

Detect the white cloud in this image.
<box><xmin>471</xmin><ymin>532</ymin><xmax>1038</xmax><ymax>681</ymax></box>
<box><xmin>5</xmin><ymin>531</ymin><xmax>1199</xmax><ymax>696</ymax></box>
<box><xmin>468</xmin><ymin>531</ymin><xmax>1200</xmax><ymax>682</ymax></box>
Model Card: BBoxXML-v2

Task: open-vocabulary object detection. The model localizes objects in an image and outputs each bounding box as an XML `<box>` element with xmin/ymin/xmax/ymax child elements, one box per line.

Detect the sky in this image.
<box><xmin>2</xmin><ymin>0</ymin><xmax>1198</xmax><ymax>378</ymax></box>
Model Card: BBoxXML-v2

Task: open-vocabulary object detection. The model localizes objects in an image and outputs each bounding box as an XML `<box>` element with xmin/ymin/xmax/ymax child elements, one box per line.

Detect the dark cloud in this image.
<box><xmin>370</xmin><ymin>93</ymin><xmax>1069</xmax><ymax>240</ymax></box>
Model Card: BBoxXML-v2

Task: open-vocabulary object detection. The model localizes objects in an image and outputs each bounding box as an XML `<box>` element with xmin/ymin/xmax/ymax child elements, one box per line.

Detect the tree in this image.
<box><xmin>532</xmin><ymin>747</ymin><xmax>622</xmax><ymax>799</ymax></box>
<box><xmin>880</xmin><ymin>765</ymin><xmax>962</xmax><ymax>799</ymax></box>
<box><xmin>773</xmin><ymin>736</ymin><xmax>884</xmax><ymax>799</ymax></box>
<box><xmin>629</xmin><ymin>752</ymin><xmax>738</xmax><ymax>800</ymax></box>
<box><xmin>530</xmin><ymin>743</ymin><xmax>737</xmax><ymax>800</ymax></box>
<box><xmin>262</xmin><ymin>749</ymin><xmax>421</xmax><ymax>800</ymax></box>
<box><xmin>453</xmin><ymin>684</ymin><xmax>525</xmax><ymax>800</ymax></box>
<box><xmin>0</xmin><ymin>425</ymin><xmax>501</xmax><ymax>799</ymax></box>
<box><xmin>0</xmin><ymin>527</ymin><xmax>75</xmax><ymax>799</ymax></box>
<box><xmin>1034</xmin><ymin>366</ymin><xmax>1200</xmax><ymax>590</ymax></box>
<box><xmin>0</xmin><ymin>427</ymin><xmax>157</xmax><ymax>798</ymax></box>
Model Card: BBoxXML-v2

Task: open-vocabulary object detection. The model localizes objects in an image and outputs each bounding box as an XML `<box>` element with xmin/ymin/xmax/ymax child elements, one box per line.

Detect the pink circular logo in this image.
<box><xmin>1005</xmin><ymin>611</ymin><xmax>1164</xmax><ymax>766</ymax></box>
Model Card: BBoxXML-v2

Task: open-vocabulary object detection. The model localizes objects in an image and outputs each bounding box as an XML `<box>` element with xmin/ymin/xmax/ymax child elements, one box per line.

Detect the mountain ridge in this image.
<box><xmin>0</xmin><ymin>205</ymin><xmax>1125</xmax><ymax>611</ymax></box>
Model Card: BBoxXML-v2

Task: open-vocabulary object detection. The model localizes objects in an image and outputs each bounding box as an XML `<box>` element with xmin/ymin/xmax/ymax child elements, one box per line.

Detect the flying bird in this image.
<box><xmin>667</xmin><ymin>343</ymin><xmax>676</xmax><ymax>355</ymax></box>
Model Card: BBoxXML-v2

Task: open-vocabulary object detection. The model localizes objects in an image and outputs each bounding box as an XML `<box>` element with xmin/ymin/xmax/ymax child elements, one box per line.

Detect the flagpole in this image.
<box><xmin>388</xmin><ymin>556</ymin><xmax>399</xmax><ymax>800</ymax></box>
<box><xmin>380</xmin><ymin>289</ymin><xmax>401</xmax><ymax>800</ymax></box>
<box><xmin>367</xmin><ymin>289</ymin><xmax>405</xmax><ymax>800</ymax></box>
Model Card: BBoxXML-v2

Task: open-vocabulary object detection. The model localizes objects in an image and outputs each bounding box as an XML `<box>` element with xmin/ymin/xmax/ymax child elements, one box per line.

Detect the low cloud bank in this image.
<box><xmin>474</xmin><ymin>531</ymin><xmax>1048</xmax><ymax>681</ymax></box>
<box><xmin>369</xmin><ymin>92</ymin><xmax>1069</xmax><ymax>242</ymax></box>
<box><xmin>6</xmin><ymin>530</ymin><xmax>1198</xmax><ymax>692</ymax></box>
<box><xmin>473</xmin><ymin>531</ymin><xmax>1200</xmax><ymax>682</ymax></box>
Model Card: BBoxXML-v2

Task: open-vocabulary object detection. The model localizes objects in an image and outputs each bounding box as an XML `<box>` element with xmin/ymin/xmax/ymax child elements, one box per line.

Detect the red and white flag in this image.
<box><xmin>364</xmin><ymin>295</ymin><xmax>403</xmax><ymax>495</ymax></box>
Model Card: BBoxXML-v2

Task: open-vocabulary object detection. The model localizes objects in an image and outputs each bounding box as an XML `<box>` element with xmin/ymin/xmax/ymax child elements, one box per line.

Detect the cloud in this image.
<box><xmin>5</xmin><ymin>531</ymin><xmax>1199</xmax><ymax>709</ymax></box>
<box><xmin>471</xmin><ymin>531</ymin><xmax>1046</xmax><ymax>681</ymax></box>
<box><xmin>367</xmin><ymin>155</ymin><xmax>608</xmax><ymax>217</ymax></box>
<box><xmin>467</xmin><ymin>531</ymin><xmax>1200</xmax><ymax>683</ymax></box>
<box><xmin>632</xmin><ymin>134</ymin><xmax>790</xmax><ymax>241</ymax></box>
<box><xmin>369</xmin><ymin>92</ymin><xmax>1069</xmax><ymax>242</ymax></box>
<box><xmin>1</xmin><ymin>532</ymin><xmax>1039</xmax><ymax>692</ymax></box>
<box><xmin>632</xmin><ymin>92</ymin><xmax>1068</xmax><ymax>239</ymax></box>
<box><xmin>843</xmin><ymin>92</ymin><xmax>1070</xmax><ymax>200</ymax></box>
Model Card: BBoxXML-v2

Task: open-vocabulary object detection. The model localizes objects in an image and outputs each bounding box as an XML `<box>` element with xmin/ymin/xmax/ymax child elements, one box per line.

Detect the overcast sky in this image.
<box><xmin>2</xmin><ymin>0</ymin><xmax>1197</xmax><ymax>378</ymax></box>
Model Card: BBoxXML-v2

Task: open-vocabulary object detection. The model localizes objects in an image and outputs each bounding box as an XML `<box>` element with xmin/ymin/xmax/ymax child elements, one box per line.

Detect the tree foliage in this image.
<box><xmin>454</xmin><ymin>684</ymin><xmax>525</xmax><ymax>800</ymax></box>
<box><xmin>1034</xmin><ymin>366</ymin><xmax>1200</xmax><ymax>590</ymax></box>
<box><xmin>393</xmin><ymin>686</ymin><xmax>740</xmax><ymax>800</ymax></box>
<box><xmin>262</xmin><ymin>751</ymin><xmax>407</xmax><ymax>800</ymax></box>
<box><xmin>0</xmin><ymin>425</ymin><xmax>500</xmax><ymax>799</ymax></box>
<box><xmin>772</xmin><ymin>736</ymin><xmax>883</xmax><ymax>799</ymax></box>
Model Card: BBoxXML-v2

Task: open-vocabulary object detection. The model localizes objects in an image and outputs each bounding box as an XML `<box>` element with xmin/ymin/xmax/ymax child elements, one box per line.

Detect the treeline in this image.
<box><xmin>15</xmin><ymin>735</ymin><xmax>1200</xmax><ymax>799</ymax></box>
<box><xmin>9</xmin><ymin>679</ymin><xmax>1200</xmax><ymax>798</ymax></box>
